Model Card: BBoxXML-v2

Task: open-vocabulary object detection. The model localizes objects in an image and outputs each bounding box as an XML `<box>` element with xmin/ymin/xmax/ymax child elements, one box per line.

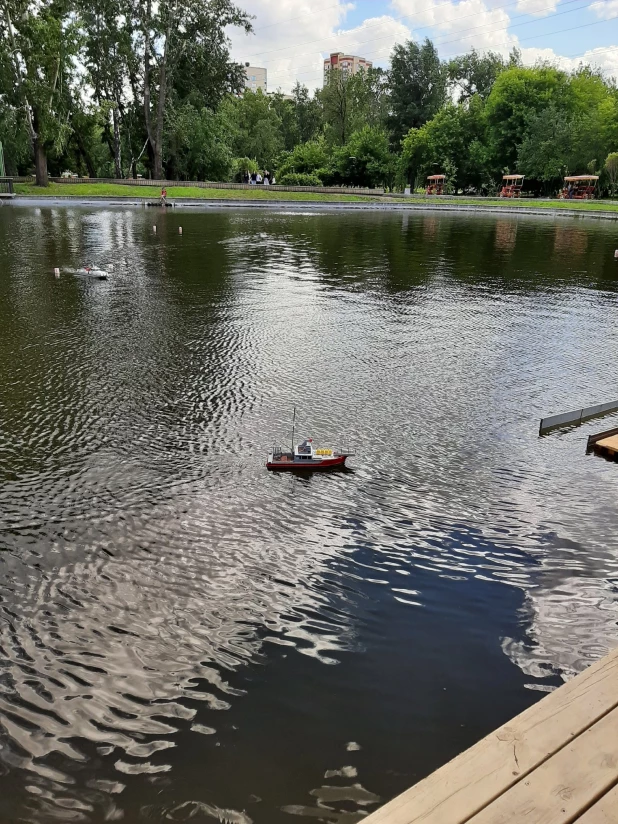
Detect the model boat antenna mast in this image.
<box><xmin>291</xmin><ymin>407</ymin><xmax>296</xmax><ymax>453</ymax></box>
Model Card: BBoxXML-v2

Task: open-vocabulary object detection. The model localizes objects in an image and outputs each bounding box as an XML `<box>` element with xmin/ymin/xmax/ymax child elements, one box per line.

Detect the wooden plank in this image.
<box><xmin>575</xmin><ymin>784</ymin><xmax>618</xmax><ymax>824</ymax></box>
<box><xmin>595</xmin><ymin>436</ymin><xmax>618</xmax><ymax>456</ymax></box>
<box><xmin>467</xmin><ymin>706</ymin><xmax>618</xmax><ymax>824</ymax></box>
<box><xmin>363</xmin><ymin>647</ymin><xmax>618</xmax><ymax>824</ymax></box>
<box><xmin>587</xmin><ymin>427</ymin><xmax>618</xmax><ymax>451</ymax></box>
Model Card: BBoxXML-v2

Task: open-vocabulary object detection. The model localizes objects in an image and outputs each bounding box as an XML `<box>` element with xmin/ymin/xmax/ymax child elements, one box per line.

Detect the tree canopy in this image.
<box><xmin>1</xmin><ymin>20</ymin><xmax>618</xmax><ymax>196</ymax></box>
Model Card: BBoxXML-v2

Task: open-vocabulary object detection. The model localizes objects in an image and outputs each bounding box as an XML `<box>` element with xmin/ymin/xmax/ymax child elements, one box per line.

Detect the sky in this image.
<box><xmin>228</xmin><ymin>0</ymin><xmax>618</xmax><ymax>93</ymax></box>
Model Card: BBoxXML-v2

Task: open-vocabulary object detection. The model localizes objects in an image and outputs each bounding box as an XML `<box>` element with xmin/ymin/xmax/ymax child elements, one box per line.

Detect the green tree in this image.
<box><xmin>387</xmin><ymin>39</ymin><xmax>446</xmax><ymax>145</ymax></box>
<box><xmin>517</xmin><ymin>105</ymin><xmax>577</xmax><ymax>189</ymax></box>
<box><xmin>276</xmin><ymin>138</ymin><xmax>329</xmax><ymax>181</ymax></box>
<box><xmin>291</xmin><ymin>82</ymin><xmax>323</xmax><ymax>144</ymax></box>
<box><xmin>448</xmin><ymin>49</ymin><xmax>506</xmax><ymax>102</ymax></box>
<box><xmin>485</xmin><ymin>65</ymin><xmax>569</xmax><ymax>172</ymax></box>
<box><xmin>320</xmin><ymin>67</ymin><xmax>387</xmax><ymax>146</ymax></box>
<box><xmin>164</xmin><ymin>102</ymin><xmax>233</xmax><ymax>180</ymax></box>
<box><xmin>355</xmin><ymin>67</ymin><xmax>390</xmax><ymax>128</ymax></box>
<box><xmin>0</xmin><ymin>100</ymin><xmax>30</xmax><ymax>174</ymax></box>
<box><xmin>223</xmin><ymin>90</ymin><xmax>283</xmax><ymax>169</ymax></box>
<box><xmin>268</xmin><ymin>91</ymin><xmax>299</xmax><ymax>151</ymax></box>
<box><xmin>330</xmin><ymin>126</ymin><xmax>397</xmax><ymax>189</ymax></box>
<box><xmin>76</xmin><ymin>0</ymin><xmax>135</xmax><ymax>177</ymax></box>
<box><xmin>514</xmin><ymin>67</ymin><xmax>615</xmax><ymax>191</ymax></box>
<box><xmin>320</xmin><ymin>68</ymin><xmax>355</xmax><ymax>145</ymax></box>
<box><xmin>605</xmin><ymin>152</ymin><xmax>618</xmax><ymax>196</ymax></box>
<box><xmin>0</xmin><ymin>0</ymin><xmax>79</xmax><ymax>185</ymax></box>
<box><xmin>401</xmin><ymin>97</ymin><xmax>491</xmax><ymax>192</ymax></box>
<box><xmin>129</xmin><ymin>0</ymin><xmax>252</xmax><ymax>179</ymax></box>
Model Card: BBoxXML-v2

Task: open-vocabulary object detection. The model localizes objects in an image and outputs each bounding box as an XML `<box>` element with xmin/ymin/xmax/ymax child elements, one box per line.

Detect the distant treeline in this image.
<box><xmin>1</xmin><ymin>2</ymin><xmax>618</xmax><ymax>194</ymax></box>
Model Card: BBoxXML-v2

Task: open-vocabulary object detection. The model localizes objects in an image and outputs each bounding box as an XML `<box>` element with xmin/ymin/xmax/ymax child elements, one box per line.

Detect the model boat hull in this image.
<box><xmin>267</xmin><ymin>455</ymin><xmax>347</xmax><ymax>471</ymax></box>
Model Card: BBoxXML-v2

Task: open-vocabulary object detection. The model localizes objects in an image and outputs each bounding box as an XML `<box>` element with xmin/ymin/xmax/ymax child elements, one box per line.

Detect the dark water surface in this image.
<box><xmin>1</xmin><ymin>204</ymin><xmax>617</xmax><ymax>823</ymax></box>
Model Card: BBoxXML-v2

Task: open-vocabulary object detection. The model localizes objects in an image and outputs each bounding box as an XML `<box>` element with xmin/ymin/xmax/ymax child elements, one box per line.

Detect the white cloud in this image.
<box><xmin>569</xmin><ymin>45</ymin><xmax>618</xmax><ymax>77</ymax></box>
<box><xmin>516</xmin><ymin>0</ymin><xmax>559</xmax><ymax>16</ymax></box>
<box><xmin>229</xmin><ymin>0</ymin><xmax>618</xmax><ymax>94</ymax></box>
<box><xmin>230</xmin><ymin>1</ymin><xmax>411</xmax><ymax>92</ymax></box>
<box><xmin>590</xmin><ymin>0</ymin><xmax>618</xmax><ymax>19</ymax></box>
<box><xmin>517</xmin><ymin>43</ymin><xmax>618</xmax><ymax>79</ymax></box>
<box><xmin>390</xmin><ymin>0</ymin><xmax>516</xmax><ymax>56</ymax></box>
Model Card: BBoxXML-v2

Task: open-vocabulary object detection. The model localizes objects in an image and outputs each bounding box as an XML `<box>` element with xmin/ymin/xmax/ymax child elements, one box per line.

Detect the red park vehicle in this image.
<box><xmin>426</xmin><ymin>174</ymin><xmax>446</xmax><ymax>195</ymax></box>
<box><xmin>499</xmin><ymin>174</ymin><xmax>525</xmax><ymax>198</ymax></box>
<box><xmin>560</xmin><ymin>175</ymin><xmax>598</xmax><ymax>200</ymax></box>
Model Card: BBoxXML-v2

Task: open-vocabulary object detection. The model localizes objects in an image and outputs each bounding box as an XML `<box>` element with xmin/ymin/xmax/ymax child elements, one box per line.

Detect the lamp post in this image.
<box><xmin>0</xmin><ymin>142</ymin><xmax>5</xmax><ymax>178</ymax></box>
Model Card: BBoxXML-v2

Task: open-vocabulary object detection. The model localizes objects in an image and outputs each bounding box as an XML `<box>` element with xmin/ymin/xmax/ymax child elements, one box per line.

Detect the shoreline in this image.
<box><xmin>6</xmin><ymin>194</ymin><xmax>618</xmax><ymax>220</ymax></box>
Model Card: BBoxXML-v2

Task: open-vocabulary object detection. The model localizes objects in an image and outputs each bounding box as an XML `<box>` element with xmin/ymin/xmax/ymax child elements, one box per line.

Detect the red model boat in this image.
<box><xmin>267</xmin><ymin>410</ymin><xmax>354</xmax><ymax>471</ymax></box>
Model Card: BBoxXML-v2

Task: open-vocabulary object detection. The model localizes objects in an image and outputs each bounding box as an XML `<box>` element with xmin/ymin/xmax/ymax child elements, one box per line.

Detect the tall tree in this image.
<box><xmin>0</xmin><ymin>0</ymin><xmax>78</xmax><ymax>185</ymax></box>
<box><xmin>268</xmin><ymin>91</ymin><xmax>299</xmax><ymax>151</ymax></box>
<box><xmin>222</xmin><ymin>90</ymin><xmax>284</xmax><ymax>169</ymax></box>
<box><xmin>448</xmin><ymin>49</ymin><xmax>506</xmax><ymax>102</ymax></box>
<box><xmin>291</xmin><ymin>82</ymin><xmax>323</xmax><ymax>144</ymax></box>
<box><xmin>606</xmin><ymin>152</ymin><xmax>618</xmax><ymax>197</ymax></box>
<box><xmin>401</xmin><ymin>97</ymin><xmax>491</xmax><ymax>192</ymax></box>
<box><xmin>320</xmin><ymin>68</ymin><xmax>383</xmax><ymax>145</ymax></box>
<box><xmin>77</xmin><ymin>0</ymin><xmax>134</xmax><ymax>177</ymax></box>
<box><xmin>320</xmin><ymin>67</ymin><xmax>354</xmax><ymax>145</ymax></box>
<box><xmin>387</xmin><ymin>39</ymin><xmax>446</xmax><ymax>145</ymax></box>
<box><xmin>330</xmin><ymin>126</ymin><xmax>397</xmax><ymax>189</ymax></box>
<box><xmin>130</xmin><ymin>0</ymin><xmax>252</xmax><ymax>179</ymax></box>
<box><xmin>484</xmin><ymin>65</ymin><xmax>569</xmax><ymax>171</ymax></box>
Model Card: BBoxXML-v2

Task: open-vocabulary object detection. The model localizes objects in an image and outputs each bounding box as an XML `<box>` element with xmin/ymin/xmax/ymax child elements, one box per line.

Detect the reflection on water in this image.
<box><xmin>0</xmin><ymin>205</ymin><xmax>617</xmax><ymax>823</ymax></box>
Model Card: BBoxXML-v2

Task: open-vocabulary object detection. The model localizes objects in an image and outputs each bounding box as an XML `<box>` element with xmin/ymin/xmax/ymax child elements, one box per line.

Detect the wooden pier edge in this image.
<box><xmin>587</xmin><ymin>426</ymin><xmax>618</xmax><ymax>459</ymax></box>
<box><xmin>363</xmin><ymin>646</ymin><xmax>618</xmax><ymax>824</ymax></box>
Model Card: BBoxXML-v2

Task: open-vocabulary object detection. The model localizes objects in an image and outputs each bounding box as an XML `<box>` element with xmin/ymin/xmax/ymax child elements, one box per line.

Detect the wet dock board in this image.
<box><xmin>363</xmin><ymin>646</ymin><xmax>618</xmax><ymax>824</ymax></box>
<box><xmin>593</xmin><ymin>435</ymin><xmax>618</xmax><ymax>459</ymax></box>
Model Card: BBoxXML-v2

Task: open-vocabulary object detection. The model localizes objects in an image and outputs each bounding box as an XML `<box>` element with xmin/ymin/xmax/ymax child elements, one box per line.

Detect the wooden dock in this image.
<box><xmin>363</xmin><ymin>646</ymin><xmax>618</xmax><ymax>824</ymax></box>
<box><xmin>593</xmin><ymin>435</ymin><xmax>618</xmax><ymax>459</ymax></box>
<box><xmin>587</xmin><ymin>426</ymin><xmax>618</xmax><ymax>460</ymax></box>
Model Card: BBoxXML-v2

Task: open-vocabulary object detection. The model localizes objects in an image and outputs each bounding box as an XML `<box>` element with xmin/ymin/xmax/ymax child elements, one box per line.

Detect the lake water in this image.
<box><xmin>0</xmin><ymin>203</ymin><xmax>617</xmax><ymax>824</ymax></box>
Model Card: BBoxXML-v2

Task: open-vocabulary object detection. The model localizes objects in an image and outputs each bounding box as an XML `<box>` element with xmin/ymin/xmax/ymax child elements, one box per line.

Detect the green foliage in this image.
<box><xmin>222</xmin><ymin>91</ymin><xmax>283</xmax><ymax>169</ymax></box>
<box><xmin>320</xmin><ymin>68</ymin><xmax>388</xmax><ymax>146</ymax></box>
<box><xmin>401</xmin><ymin>97</ymin><xmax>491</xmax><ymax>192</ymax></box>
<box><xmin>388</xmin><ymin>39</ymin><xmax>447</xmax><ymax>144</ymax></box>
<box><xmin>292</xmin><ymin>82</ymin><xmax>323</xmax><ymax>144</ymax></box>
<box><xmin>2</xmin><ymin>15</ymin><xmax>618</xmax><ymax>198</ymax></box>
<box><xmin>448</xmin><ymin>49</ymin><xmax>507</xmax><ymax>102</ymax></box>
<box><xmin>0</xmin><ymin>102</ymin><xmax>31</xmax><ymax>174</ymax></box>
<box><xmin>276</xmin><ymin>139</ymin><xmax>329</xmax><ymax>179</ymax></box>
<box><xmin>231</xmin><ymin>156</ymin><xmax>258</xmax><ymax>181</ymax></box>
<box><xmin>278</xmin><ymin>172</ymin><xmax>323</xmax><ymax>186</ymax></box>
<box><xmin>605</xmin><ymin>152</ymin><xmax>618</xmax><ymax>196</ymax></box>
<box><xmin>0</xmin><ymin>0</ymin><xmax>81</xmax><ymax>184</ymax></box>
<box><xmin>165</xmin><ymin>103</ymin><xmax>233</xmax><ymax>181</ymax></box>
<box><xmin>485</xmin><ymin>66</ymin><xmax>569</xmax><ymax>171</ymax></box>
<box><xmin>329</xmin><ymin>127</ymin><xmax>397</xmax><ymax>189</ymax></box>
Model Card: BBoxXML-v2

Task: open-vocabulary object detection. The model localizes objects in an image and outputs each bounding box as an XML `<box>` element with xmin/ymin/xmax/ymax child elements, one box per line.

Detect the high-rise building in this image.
<box><xmin>323</xmin><ymin>52</ymin><xmax>373</xmax><ymax>84</ymax></box>
<box><xmin>244</xmin><ymin>64</ymin><xmax>267</xmax><ymax>93</ymax></box>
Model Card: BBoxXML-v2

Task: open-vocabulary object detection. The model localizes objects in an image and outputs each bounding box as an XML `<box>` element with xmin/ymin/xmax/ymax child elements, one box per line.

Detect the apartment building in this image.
<box><xmin>323</xmin><ymin>52</ymin><xmax>373</xmax><ymax>84</ymax></box>
<box><xmin>244</xmin><ymin>65</ymin><xmax>267</xmax><ymax>93</ymax></box>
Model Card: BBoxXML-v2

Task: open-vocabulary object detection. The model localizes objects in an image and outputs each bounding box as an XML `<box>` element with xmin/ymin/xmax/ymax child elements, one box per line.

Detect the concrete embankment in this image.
<box><xmin>9</xmin><ymin>195</ymin><xmax>618</xmax><ymax>220</ymax></box>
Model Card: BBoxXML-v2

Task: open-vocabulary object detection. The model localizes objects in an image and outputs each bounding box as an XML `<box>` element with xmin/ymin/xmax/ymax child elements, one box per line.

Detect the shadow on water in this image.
<box><xmin>0</xmin><ymin>205</ymin><xmax>617</xmax><ymax>822</ymax></box>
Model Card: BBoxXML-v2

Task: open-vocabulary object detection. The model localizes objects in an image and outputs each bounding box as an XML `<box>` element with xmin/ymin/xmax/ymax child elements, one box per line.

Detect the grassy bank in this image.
<box><xmin>388</xmin><ymin>194</ymin><xmax>618</xmax><ymax>212</ymax></box>
<box><xmin>13</xmin><ymin>182</ymin><xmax>618</xmax><ymax>212</ymax></box>
<box><xmin>14</xmin><ymin>182</ymin><xmax>372</xmax><ymax>202</ymax></box>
